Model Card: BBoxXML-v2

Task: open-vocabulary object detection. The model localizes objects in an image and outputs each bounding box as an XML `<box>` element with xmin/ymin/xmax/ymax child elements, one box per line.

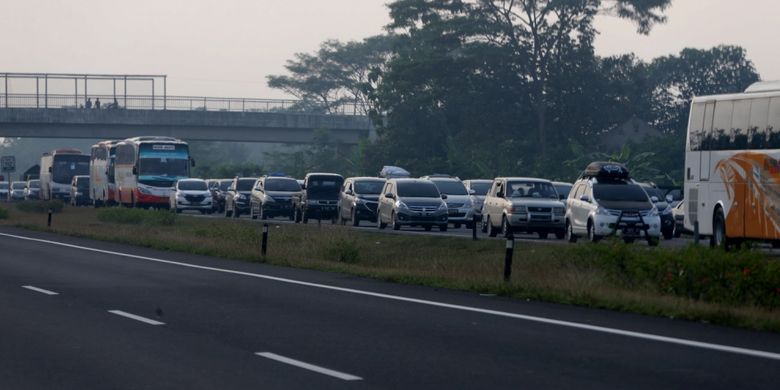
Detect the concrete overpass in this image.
<box><xmin>0</xmin><ymin>108</ymin><xmax>373</xmax><ymax>144</ymax></box>
<box><xmin>0</xmin><ymin>72</ymin><xmax>373</xmax><ymax>144</ymax></box>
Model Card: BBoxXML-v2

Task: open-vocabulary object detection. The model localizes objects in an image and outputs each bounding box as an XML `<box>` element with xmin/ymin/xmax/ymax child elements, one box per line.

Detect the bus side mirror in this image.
<box><xmin>132</xmin><ymin>167</ymin><xmax>138</xmax><ymax>175</ymax></box>
<box><xmin>48</xmin><ymin>167</ymin><xmax>52</xmax><ymax>173</ymax></box>
<box><xmin>190</xmin><ymin>158</ymin><xmax>196</xmax><ymax>167</ymax></box>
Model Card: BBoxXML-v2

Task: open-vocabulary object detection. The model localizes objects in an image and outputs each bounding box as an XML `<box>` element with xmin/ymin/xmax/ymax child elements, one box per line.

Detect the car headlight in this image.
<box><xmin>649</xmin><ymin>207</ymin><xmax>660</xmax><ymax>217</ymax></box>
<box><xmin>662</xmin><ymin>205</ymin><xmax>672</xmax><ymax>215</ymax></box>
<box><xmin>265</xmin><ymin>195</ymin><xmax>275</xmax><ymax>203</ymax></box>
<box><xmin>138</xmin><ymin>187</ymin><xmax>152</xmax><ymax>195</ymax></box>
<box><xmin>437</xmin><ymin>202</ymin><xmax>448</xmax><ymax>211</ymax></box>
<box><xmin>511</xmin><ymin>205</ymin><xmax>527</xmax><ymax>213</ymax></box>
<box><xmin>553</xmin><ymin>207</ymin><xmax>565</xmax><ymax>216</ymax></box>
<box><xmin>396</xmin><ymin>200</ymin><xmax>409</xmax><ymax>210</ymax></box>
<box><xmin>596</xmin><ymin>207</ymin><xmax>611</xmax><ymax>216</ymax></box>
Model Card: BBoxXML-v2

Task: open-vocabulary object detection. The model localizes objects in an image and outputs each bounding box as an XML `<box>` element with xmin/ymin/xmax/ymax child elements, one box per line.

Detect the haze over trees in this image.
<box><xmin>267</xmin><ymin>0</ymin><xmax>760</xmax><ymax>185</ymax></box>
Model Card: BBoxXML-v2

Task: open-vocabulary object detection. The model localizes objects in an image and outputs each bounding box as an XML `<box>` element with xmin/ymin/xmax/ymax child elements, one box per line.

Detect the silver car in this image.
<box><xmin>482</xmin><ymin>177</ymin><xmax>566</xmax><ymax>239</ymax></box>
<box><xmin>422</xmin><ymin>176</ymin><xmax>476</xmax><ymax>229</ymax></box>
<box><xmin>10</xmin><ymin>181</ymin><xmax>26</xmax><ymax>201</ymax></box>
<box><xmin>377</xmin><ymin>179</ymin><xmax>449</xmax><ymax>231</ymax></box>
<box><xmin>463</xmin><ymin>179</ymin><xmax>492</xmax><ymax>221</ymax></box>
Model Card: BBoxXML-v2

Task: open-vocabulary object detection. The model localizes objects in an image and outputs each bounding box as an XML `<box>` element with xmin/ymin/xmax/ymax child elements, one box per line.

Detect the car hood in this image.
<box><xmin>266</xmin><ymin>191</ymin><xmax>298</xmax><ymax>199</ymax></box>
<box><xmin>598</xmin><ymin>200</ymin><xmax>653</xmax><ymax>211</ymax></box>
<box><xmin>356</xmin><ymin>194</ymin><xmax>380</xmax><ymax>202</ymax></box>
<box><xmin>443</xmin><ymin>194</ymin><xmax>471</xmax><ymax>204</ymax></box>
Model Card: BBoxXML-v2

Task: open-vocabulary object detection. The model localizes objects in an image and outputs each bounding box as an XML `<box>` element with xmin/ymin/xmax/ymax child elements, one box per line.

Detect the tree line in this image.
<box><xmin>266</xmin><ymin>0</ymin><xmax>760</xmax><ymax>186</ymax></box>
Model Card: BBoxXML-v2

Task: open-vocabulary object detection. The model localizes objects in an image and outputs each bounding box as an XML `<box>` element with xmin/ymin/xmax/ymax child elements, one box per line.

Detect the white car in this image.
<box><xmin>170</xmin><ymin>179</ymin><xmax>213</xmax><ymax>214</ymax></box>
<box><xmin>482</xmin><ymin>177</ymin><xmax>566</xmax><ymax>239</ymax></box>
<box><xmin>0</xmin><ymin>182</ymin><xmax>8</xmax><ymax>201</ymax></box>
<box><xmin>564</xmin><ymin>162</ymin><xmax>661</xmax><ymax>246</ymax></box>
<box><xmin>10</xmin><ymin>181</ymin><xmax>26</xmax><ymax>201</ymax></box>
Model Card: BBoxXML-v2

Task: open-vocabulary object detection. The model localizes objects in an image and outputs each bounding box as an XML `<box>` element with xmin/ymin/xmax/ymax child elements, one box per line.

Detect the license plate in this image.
<box><xmin>448</xmin><ymin>209</ymin><xmax>458</xmax><ymax>215</ymax></box>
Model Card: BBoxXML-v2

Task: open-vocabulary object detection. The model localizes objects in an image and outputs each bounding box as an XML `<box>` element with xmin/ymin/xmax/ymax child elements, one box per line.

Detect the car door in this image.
<box><xmin>378</xmin><ymin>182</ymin><xmax>392</xmax><ymax>222</ymax></box>
<box><xmin>339</xmin><ymin>180</ymin><xmax>352</xmax><ymax>219</ymax></box>
<box><xmin>570</xmin><ymin>183</ymin><xmax>587</xmax><ymax>232</ymax></box>
<box><xmin>252</xmin><ymin>180</ymin><xmax>263</xmax><ymax>210</ymax></box>
<box><xmin>227</xmin><ymin>180</ymin><xmax>237</xmax><ymax>211</ymax></box>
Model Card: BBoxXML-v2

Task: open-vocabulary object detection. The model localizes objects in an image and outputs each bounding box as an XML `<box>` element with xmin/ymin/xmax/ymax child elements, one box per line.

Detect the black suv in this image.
<box><xmin>293</xmin><ymin>173</ymin><xmax>344</xmax><ymax>223</ymax></box>
<box><xmin>224</xmin><ymin>177</ymin><xmax>257</xmax><ymax>218</ymax></box>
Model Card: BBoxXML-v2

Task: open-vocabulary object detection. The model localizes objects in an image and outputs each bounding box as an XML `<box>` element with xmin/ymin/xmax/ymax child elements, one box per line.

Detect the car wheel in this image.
<box><xmin>587</xmin><ymin>220</ymin><xmax>601</xmax><ymax>243</ymax></box>
<box><xmin>663</xmin><ymin>229</ymin><xmax>673</xmax><ymax>240</ymax></box>
<box><xmin>377</xmin><ymin>212</ymin><xmax>387</xmax><ymax>230</ymax></box>
<box><xmin>439</xmin><ymin>224</ymin><xmax>448</xmax><ymax>232</ymax></box>
<box><xmin>623</xmin><ymin>237</ymin><xmax>635</xmax><ymax>244</ymax></box>
<box><xmin>538</xmin><ymin>231</ymin><xmax>549</xmax><ymax>239</ymax></box>
<box><xmin>673</xmin><ymin>225</ymin><xmax>682</xmax><ymax>238</ymax></box>
<box><xmin>225</xmin><ymin>206</ymin><xmax>232</xmax><ymax>218</ymax></box>
<box><xmin>391</xmin><ymin>212</ymin><xmax>401</xmax><ymax>231</ymax></box>
<box><xmin>487</xmin><ymin>216</ymin><xmax>497</xmax><ymax>237</ymax></box>
<box><xmin>351</xmin><ymin>208</ymin><xmax>360</xmax><ymax>227</ymax></box>
<box><xmin>424</xmin><ymin>225</ymin><xmax>432</xmax><ymax>231</ymax></box>
<box><xmin>465</xmin><ymin>222</ymin><xmax>473</xmax><ymax>230</ymax></box>
<box><xmin>233</xmin><ymin>204</ymin><xmax>240</xmax><ymax>218</ymax></box>
<box><xmin>453</xmin><ymin>223</ymin><xmax>461</xmax><ymax>229</ymax></box>
<box><xmin>294</xmin><ymin>207</ymin><xmax>301</xmax><ymax>223</ymax></box>
<box><xmin>647</xmin><ymin>236</ymin><xmax>660</xmax><ymax>247</ymax></box>
<box><xmin>250</xmin><ymin>204</ymin><xmax>258</xmax><ymax>220</ymax></box>
<box><xmin>555</xmin><ymin>229</ymin><xmax>565</xmax><ymax>240</ymax></box>
<box><xmin>481</xmin><ymin>217</ymin><xmax>488</xmax><ymax>233</ymax></box>
<box><xmin>302</xmin><ymin>209</ymin><xmax>309</xmax><ymax>224</ymax></box>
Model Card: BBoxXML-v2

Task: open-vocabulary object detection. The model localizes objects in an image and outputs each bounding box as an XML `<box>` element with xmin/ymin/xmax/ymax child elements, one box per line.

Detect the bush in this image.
<box><xmin>96</xmin><ymin>208</ymin><xmax>176</xmax><ymax>226</ymax></box>
<box><xmin>0</xmin><ymin>206</ymin><xmax>8</xmax><ymax>219</ymax></box>
<box><xmin>567</xmin><ymin>241</ymin><xmax>780</xmax><ymax>310</ymax></box>
<box><xmin>15</xmin><ymin>200</ymin><xmax>64</xmax><ymax>214</ymax></box>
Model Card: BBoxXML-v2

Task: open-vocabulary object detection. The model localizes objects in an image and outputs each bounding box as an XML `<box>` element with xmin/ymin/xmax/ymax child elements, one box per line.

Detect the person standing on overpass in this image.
<box><xmin>85</xmin><ymin>98</ymin><xmax>92</xmax><ymax>109</ymax></box>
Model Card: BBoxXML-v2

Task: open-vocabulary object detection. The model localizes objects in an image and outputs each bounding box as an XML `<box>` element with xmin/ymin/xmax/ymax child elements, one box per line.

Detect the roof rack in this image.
<box><xmin>580</xmin><ymin>161</ymin><xmax>630</xmax><ymax>180</ymax></box>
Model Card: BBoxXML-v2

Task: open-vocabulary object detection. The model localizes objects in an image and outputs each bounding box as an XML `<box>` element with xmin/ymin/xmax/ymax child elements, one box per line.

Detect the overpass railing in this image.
<box><xmin>0</xmin><ymin>93</ymin><xmax>365</xmax><ymax>115</ymax></box>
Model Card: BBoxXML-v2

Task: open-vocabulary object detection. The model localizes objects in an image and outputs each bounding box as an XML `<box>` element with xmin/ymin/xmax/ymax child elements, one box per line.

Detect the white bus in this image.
<box><xmin>114</xmin><ymin>136</ymin><xmax>193</xmax><ymax>208</ymax></box>
<box><xmin>39</xmin><ymin>149</ymin><xmax>90</xmax><ymax>201</ymax></box>
<box><xmin>684</xmin><ymin>81</ymin><xmax>780</xmax><ymax>249</ymax></box>
<box><xmin>89</xmin><ymin>140</ymin><xmax>120</xmax><ymax>206</ymax></box>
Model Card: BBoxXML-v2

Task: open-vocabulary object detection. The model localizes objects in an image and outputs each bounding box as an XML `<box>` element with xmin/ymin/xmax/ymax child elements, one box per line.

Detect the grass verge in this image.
<box><xmin>3</xmin><ymin>205</ymin><xmax>780</xmax><ymax>332</ymax></box>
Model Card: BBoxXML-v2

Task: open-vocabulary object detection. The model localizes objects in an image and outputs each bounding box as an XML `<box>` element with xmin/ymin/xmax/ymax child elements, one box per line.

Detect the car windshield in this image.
<box><xmin>431</xmin><ymin>180</ymin><xmax>468</xmax><ymax>195</ymax></box>
<box><xmin>12</xmin><ymin>182</ymin><xmax>26</xmax><ymax>189</ymax></box>
<box><xmin>76</xmin><ymin>179</ymin><xmax>90</xmax><ymax>189</ymax></box>
<box><xmin>354</xmin><ymin>180</ymin><xmax>385</xmax><ymax>195</ymax></box>
<box><xmin>179</xmin><ymin>180</ymin><xmax>207</xmax><ymax>191</ymax></box>
<box><xmin>29</xmin><ymin>181</ymin><xmax>40</xmax><ymax>188</ymax></box>
<box><xmin>237</xmin><ymin>179</ymin><xmax>256</xmax><ymax>191</ymax></box>
<box><xmin>53</xmin><ymin>155</ymin><xmax>90</xmax><ymax>184</ymax></box>
<box><xmin>469</xmin><ymin>182</ymin><xmax>491</xmax><ymax>196</ymax></box>
<box><xmin>506</xmin><ymin>181</ymin><xmax>557</xmax><ymax>198</ymax></box>
<box><xmin>0</xmin><ymin>183</ymin><xmax>8</xmax><ymax>189</ymax></box>
<box><xmin>593</xmin><ymin>183</ymin><xmax>650</xmax><ymax>202</ymax></box>
<box><xmin>219</xmin><ymin>181</ymin><xmax>231</xmax><ymax>191</ymax></box>
<box><xmin>306</xmin><ymin>177</ymin><xmax>343</xmax><ymax>197</ymax></box>
<box><xmin>643</xmin><ymin>187</ymin><xmax>665</xmax><ymax>200</ymax></box>
<box><xmin>265</xmin><ymin>178</ymin><xmax>301</xmax><ymax>192</ymax></box>
<box><xmin>397</xmin><ymin>182</ymin><xmax>441</xmax><ymax>198</ymax></box>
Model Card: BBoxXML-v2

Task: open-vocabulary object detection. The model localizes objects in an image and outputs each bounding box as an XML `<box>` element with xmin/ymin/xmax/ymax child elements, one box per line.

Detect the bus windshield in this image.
<box><xmin>138</xmin><ymin>144</ymin><xmax>190</xmax><ymax>180</ymax></box>
<box><xmin>53</xmin><ymin>155</ymin><xmax>90</xmax><ymax>184</ymax></box>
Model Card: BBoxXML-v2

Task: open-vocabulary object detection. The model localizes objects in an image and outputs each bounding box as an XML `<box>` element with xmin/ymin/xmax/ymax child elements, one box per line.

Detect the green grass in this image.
<box><xmin>0</xmin><ymin>205</ymin><xmax>8</xmax><ymax>219</ymax></box>
<box><xmin>3</xmin><ymin>205</ymin><xmax>780</xmax><ymax>332</ymax></box>
<box><xmin>15</xmin><ymin>200</ymin><xmax>64</xmax><ymax>214</ymax></box>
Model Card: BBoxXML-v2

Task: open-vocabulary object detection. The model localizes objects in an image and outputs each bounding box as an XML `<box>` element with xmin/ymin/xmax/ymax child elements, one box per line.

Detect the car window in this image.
<box><xmin>572</xmin><ymin>183</ymin><xmax>585</xmax><ymax>199</ymax></box>
<box><xmin>430</xmin><ymin>180</ymin><xmax>468</xmax><ymax>195</ymax></box>
<box><xmin>12</xmin><ymin>182</ymin><xmax>26</xmax><ymax>189</ymax></box>
<box><xmin>506</xmin><ymin>181</ymin><xmax>557</xmax><ymax>198</ymax></box>
<box><xmin>219</xmin><ymin>181</ymin><xmax>231</xmax><ymax>191</ymax></box>
<box><xmin>469</xmin><ymin>182</ymin><xmax>491</xmax><ymax>196</ymax></box>
<box><xmin>178</xmin><ymin>180</ymin><xmax>207</xmax><ymax>191</ymax></box>
<box><xmin>265</xmin><ymin>178</ymin><xmax>301</xmax><ymax>192</ymax></box>
<box><xmin>397</xmin><ymin>182</ymin><xmax>440</xmax><ymax>198</ymax></box>
<box><xmin>354</xmin><ymin>180</ymin><xmax>385</xmax><ymax>195</ymax></box>
<box><xmin>593</xmin><ymin>183</ymin><xmax>650</xmax><ymax>202</ymax></box>
<box><xmin>237</xmin><ymin>179</ymin><xmax>256</xmax><ymax>191</ymax></box>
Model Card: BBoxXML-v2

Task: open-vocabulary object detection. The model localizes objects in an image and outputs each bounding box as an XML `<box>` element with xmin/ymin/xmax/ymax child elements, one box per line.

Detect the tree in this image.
<box><xmin>649</xmin><ymin>45</ymin><xmax>760</xmax><ymax>133</ymax></box>
<box><xmin>267</xmin><ymin>35</ymin><xmax>396</xmax><ymax>115</ymax></box>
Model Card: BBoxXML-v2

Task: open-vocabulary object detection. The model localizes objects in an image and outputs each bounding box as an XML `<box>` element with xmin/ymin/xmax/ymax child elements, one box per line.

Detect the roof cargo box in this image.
<box><xmin>380</xmin><ymin>166</ymin><xmax>410</xmax><ymax>179</ymax></box>
<box><xmin>582</xmin><ymin>161</ymin><xmax>630</xmax><ymax>180</ymax></box>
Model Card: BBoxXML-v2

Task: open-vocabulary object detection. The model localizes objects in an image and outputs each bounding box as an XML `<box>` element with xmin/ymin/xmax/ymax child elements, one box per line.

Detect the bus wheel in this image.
<box><xmin>711</xmin><ymin>208</ymin><xmax>731</xmax><ymax>250</ymax></box>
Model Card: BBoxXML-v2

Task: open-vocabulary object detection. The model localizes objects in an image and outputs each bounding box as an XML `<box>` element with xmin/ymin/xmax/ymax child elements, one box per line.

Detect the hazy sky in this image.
<box><xmin>1</xmin><ymin>0</ymin><xmax>777</xmax><ymax>99</ymax></box>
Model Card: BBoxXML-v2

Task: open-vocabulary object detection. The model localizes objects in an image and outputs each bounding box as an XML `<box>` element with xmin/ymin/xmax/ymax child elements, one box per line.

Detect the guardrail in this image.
<box><xmin>0</xmin><ymin>93</ymin><xmax>365</xmax><ymax>115</ymax></box>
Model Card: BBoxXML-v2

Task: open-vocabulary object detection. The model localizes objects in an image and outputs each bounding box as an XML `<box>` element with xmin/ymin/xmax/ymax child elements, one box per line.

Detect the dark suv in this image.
<box><xmin>293</xmin><ymin>173</ymin><xmax>344</xmax><ymax>223</ymax></box>
<box><xmin>224</xmin><ymin>177</ymin><xmax>257</xmax><ymax>218</ymax></box>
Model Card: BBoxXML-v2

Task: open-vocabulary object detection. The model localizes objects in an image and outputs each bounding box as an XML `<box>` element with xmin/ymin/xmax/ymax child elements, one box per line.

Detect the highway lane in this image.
<box><xmin>1</xmin><ymin>227</ymin><xmax>779</xmax><ymax>389</ymax></box>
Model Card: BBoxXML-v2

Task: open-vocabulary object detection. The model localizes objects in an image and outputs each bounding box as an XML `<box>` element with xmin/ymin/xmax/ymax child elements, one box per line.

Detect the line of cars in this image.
<box><xmin>0</xmin><ymin>179</ymin><xmax>41</xmax><ymax>202</ymax></box>
<box><xmin>191</xmin><ymin>162</ymin><xmax>681</xmax><ymax>245</ymax></box>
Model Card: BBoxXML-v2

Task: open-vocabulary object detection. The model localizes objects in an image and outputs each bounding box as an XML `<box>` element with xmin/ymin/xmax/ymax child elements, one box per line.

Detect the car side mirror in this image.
<box><xmin>666</xmin><ymin>194</ymin><xmax>673</xmax><ymax>203</ymax></box>
<box><xmin>468</xmin><ymin>189</ymin><xmax>476</xmax><ymax>195</ymax></box>
<box><xmin>48</xmin><ymin>167</ymin><xmax>53</xmax><ymax>173</ymax></box>
<box><xmin>650</xmin><ymin>196</ymin><xmax>659</xmax><ymax>203</ymax></box>
<box><xmin>441</xmin><ymin>194</ymin><xmax>448</xmax><ymax>200</ymax></box>
<box><xmin>301</xmin><ymin>184</ymin><xmax>306</xmax><ymax>190</ymax></box>
<box><xmin>496</xmin><ymin>191</ymin><xmax>504</xmax><ymax>198</ymax></box>
<box><xmin>345</xmin><ymin>189</ymin><xmax>354</xmax><ymax>195</ymax></box>
<box><xmin>579</xmin><ymin>195</ymin><xmax>590</xmax><ymax>202</ymax></box>
<box><xmin>385</xmin><ymin>193</ymin><xmax>395</xmax><ymax>199</ymax></box>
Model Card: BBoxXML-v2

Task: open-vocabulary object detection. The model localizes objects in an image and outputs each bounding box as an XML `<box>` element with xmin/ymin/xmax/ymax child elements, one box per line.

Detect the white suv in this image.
<box><xmin>482</xmin><ymin>177</ymin><xmax>566</xmax><ymax>239</ymax></box>
<box><xmin>170</xmin><ymin>179</ymin><xmax>213</xmax><ymax>214</ymax></box>
<box><xmin>564</xmin><ymin>162</ymin><xmax>661</xmax><ymax>246</ymax></box>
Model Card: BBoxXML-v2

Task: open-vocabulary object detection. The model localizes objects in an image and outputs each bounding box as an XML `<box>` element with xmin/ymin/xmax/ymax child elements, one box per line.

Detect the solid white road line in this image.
<box><xmin>108</xmin><ymin>310</ymin><xmax>165</xmax><ymax>326</ymax></box>
<box><xmin>255</xmin><ymin>352</ymin><xmax>362</xmax><ymax>381</ymax></box>
<box><xmin>22</xmin><ymin>285</ymin><xmax>59</xmax><ymax>295</ymax></box>
<box><xmin>3</xmin><ymin>231</ymin><xmax>780</xmax><ymax>361</ymax></box>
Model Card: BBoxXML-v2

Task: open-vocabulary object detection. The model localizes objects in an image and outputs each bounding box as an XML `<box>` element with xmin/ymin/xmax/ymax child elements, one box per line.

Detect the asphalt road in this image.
<box><xmin>2</xmin><ymin>226</ymin><xmax>779</xmax><ymax>389</ymax></box>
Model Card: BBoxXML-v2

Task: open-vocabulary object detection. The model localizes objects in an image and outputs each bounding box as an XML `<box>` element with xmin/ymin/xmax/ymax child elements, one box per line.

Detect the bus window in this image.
<box><xmin>731</xmin><ymin>100</ymin><xmax>750</xmax><ymax>149</ymax></box>
<box><xmin>689</xmin><ymin>103</ymin><xmax>706</xmax><ymax>151</ymax></box>
<box><xmin>712</xmin><ymin>100</ymin><xmax>733</xmax><ymax>150</ymax></box>
<box><xmin>769</xmin><ymin>97</ymin><xmax>780</xmax><ymax>149</ymax></box>
<box><xmin>749</xmin><ymin>98</ymin><xmax>769</xmax><ymax>149</ymax></box>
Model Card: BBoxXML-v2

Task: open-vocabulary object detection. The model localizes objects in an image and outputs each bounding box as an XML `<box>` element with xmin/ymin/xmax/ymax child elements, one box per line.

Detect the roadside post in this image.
<box><xmin>693</xmin><ymin>220</ymin><xmax>700</xmax><ymax>245</ymax></box>
<box><xmin>261</xmin><ymin>223</ymin><xmax>269</xmax><ymax>257</ymax></box>
<box><xmin>1</xmin><ymin>156</ymin><xmax>15</xmax><ymax>202</ymax></box>
<box><xmin>504</xmin><ymin>231</ymin><xmax>514</xmax><ymax>282</ymax></box>
<box><xmin>472</xmin><ymin>214</ymin><xmax>478</xmax><ymax>241</ymax></box>
<box><xmin>47</xmin><ymin>208</ymin><xmax>53</xmax><ymax>228</ymax></box>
